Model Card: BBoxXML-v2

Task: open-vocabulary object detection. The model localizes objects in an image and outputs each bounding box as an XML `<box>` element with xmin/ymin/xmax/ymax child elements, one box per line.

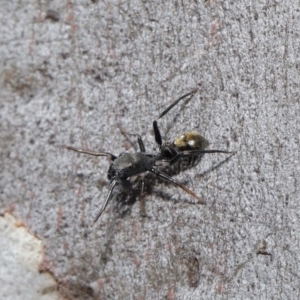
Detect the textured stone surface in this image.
<box><xmin>0</xmin><ymin>213</ymin><xmax>61</xmax><ymax>300</ymax></box>
<box><xmin>1</xmin><ymin>1</ymin><xmax>300</xmax><ymax>299</ymax></box>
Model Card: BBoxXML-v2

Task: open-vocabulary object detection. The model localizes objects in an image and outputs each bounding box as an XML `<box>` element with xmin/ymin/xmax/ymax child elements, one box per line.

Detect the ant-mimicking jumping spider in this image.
<box><xmin>65</xmin><ymin>88</ymin><xmax>234</xmax><ymax>224</ymax></box>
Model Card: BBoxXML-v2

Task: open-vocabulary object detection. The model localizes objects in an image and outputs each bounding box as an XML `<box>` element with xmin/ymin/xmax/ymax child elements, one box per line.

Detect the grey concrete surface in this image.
<box><xmin>1</xmin><ymin>1</ymin><xmax>300</xmax><ymax>299</ymax></box>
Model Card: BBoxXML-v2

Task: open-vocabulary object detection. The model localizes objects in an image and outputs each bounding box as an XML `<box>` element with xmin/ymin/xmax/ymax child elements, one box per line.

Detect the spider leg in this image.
<box><xmin>119</xmin><ymin>130</ymin><xmax>146</xmax><ymax>152</ymax></box>
<box><xmin>167</xmin><ymin>149</ymin><xmax>235</xmax><ymax>165</ymax></box>
<box><xmin>181</xmin><ymin>149</ymin><xmax>236</xmax><ymax>156</ymax></box>
<box><xmin>150</xmin><ymin>168</ymin><xmax>205</xmax><ymax>204</ymax></box>
<box><xmin>139</xmin><ymin>179</ymin><xmax>145</xmax><ymax>194</ymax></box>
<box><xmin>153</xmin><ymin>120</ymin><xmax>162</xmax><ymax>147</ymax></box>
<box><xmin>64</xmin><ymin>146</ymin><xmax>117</xmax><ymax>160</ymax></box>
<box><xmin>153</xmin><ymin>88</ymin><xmax>198</xmax><ymax>148</ymax></box>
<box><xmin>139</xmin><ymin>179</ymin><xmax>147</xmax><ymax>217</ymax></box>
<box><xmin>92</xmin><ymin>179</ymin><xmax>118</xmax><ymax>225</ymax></box>
<box><xmin>157</xmin><ymin>88</ymin><xmax>198</xmax><ymax>120</ymax></box>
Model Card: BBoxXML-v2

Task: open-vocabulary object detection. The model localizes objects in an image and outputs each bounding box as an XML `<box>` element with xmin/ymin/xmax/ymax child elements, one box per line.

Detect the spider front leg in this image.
<box><xmin>119</xmin><ymin>129</ymin><xmax>146</xmax><ymax>152</ymax></box>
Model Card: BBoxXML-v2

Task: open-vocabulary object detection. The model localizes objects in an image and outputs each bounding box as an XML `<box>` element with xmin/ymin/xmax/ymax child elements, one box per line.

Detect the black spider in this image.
<box><xmin>65</xmin><ymin>89</ymin><xmax>234</xmax><ymax>223</ymax></box>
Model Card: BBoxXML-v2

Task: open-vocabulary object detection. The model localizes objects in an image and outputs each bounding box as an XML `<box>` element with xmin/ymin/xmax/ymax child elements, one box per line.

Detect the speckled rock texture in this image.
<box><xmin>1</xmin><ymin>1</ymin><xmax>299</xmax><ymax>299</ymax></box>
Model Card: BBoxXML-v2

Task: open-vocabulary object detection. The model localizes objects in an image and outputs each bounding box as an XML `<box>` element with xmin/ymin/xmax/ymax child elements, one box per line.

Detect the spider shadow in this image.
<box><xmin>197</xmin><ymin>152</ymin><xmax>235</xmax><ymax>178</ymax></box>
